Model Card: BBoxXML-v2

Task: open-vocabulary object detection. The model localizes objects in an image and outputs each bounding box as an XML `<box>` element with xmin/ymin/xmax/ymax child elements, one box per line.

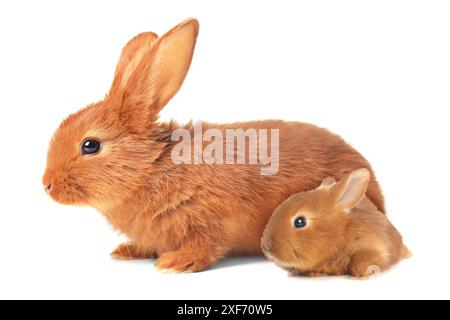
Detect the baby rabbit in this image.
<box><xmin>43</xmin><ymin>18</ymin><xmax>386</xmax><ymax>273</ymax></box>
<box><xmin>262</xmin><ymin>169</ymin><xmax>410</xmax><ymax>279</ymax></box>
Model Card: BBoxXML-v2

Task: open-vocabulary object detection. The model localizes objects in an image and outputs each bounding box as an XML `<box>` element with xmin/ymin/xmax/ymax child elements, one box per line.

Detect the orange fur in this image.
<box><xmin>43</xmin><ymin>18</ymin><xmax>385</xmax><ymax>272</ymax></box>
<box><xmin>262</xmin><ymin>169</ymin><xmax>409</xmax><ymax>279</ymax></box>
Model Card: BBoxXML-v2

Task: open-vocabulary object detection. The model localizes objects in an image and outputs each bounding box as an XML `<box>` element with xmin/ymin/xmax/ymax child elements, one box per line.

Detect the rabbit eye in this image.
<box><xmin>294</xmin><ymin>217</ymin><xmax>307</xmax><ymax>229</ymax></box>
<box><xmin>81</xmin><ymin>139</ymin><xmax>101</xmax><ymax>155</ymax></box>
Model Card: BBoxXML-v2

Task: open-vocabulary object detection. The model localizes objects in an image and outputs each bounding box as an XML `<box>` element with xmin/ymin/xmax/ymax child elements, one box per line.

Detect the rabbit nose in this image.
<box><xmin>42</xmin><ymin>173</ymin><xmax>53</xmax><ymax>193</ymax></box>
<box><xmin>44</xmin><ymin>183</ymin><xmax>52</xmax><ymax>193</ymax></box>
<box><xmin>262</xmin><ymin>238</ymin><xmax>274</xmax><ymax>253</ymax></box>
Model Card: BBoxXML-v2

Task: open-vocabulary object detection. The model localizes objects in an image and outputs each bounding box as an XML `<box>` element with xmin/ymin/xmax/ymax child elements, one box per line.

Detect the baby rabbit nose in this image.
<box><xmin>262</xmin><ymin>238</ymin><xmax>274</xmax><ymax>252</ymax></box>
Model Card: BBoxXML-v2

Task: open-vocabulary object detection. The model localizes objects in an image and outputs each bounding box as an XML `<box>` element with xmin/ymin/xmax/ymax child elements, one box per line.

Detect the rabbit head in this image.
<box><xmin>42</xmin><ymin>19</ymin><xmax>199</xmax><ymax>210</ymax></box>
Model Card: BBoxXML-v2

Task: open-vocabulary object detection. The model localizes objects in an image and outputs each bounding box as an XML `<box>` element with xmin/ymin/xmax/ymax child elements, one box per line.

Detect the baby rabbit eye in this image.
<box><xmin>294</xmin><ymin>216</ymin><xmax>307</xmax><ymax>229</ymax></box>
<box><xmin>81</xmin><ymin>139</ymin><xmax>101</xmax><ymax>155</ymax></box>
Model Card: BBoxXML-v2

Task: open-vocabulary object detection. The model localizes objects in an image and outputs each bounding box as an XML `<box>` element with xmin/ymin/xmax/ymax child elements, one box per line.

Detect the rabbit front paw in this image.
<box><xmin>110</xmin><ymin>242</ymin><xmax>157</xmax><ymax>260</ymax></box>
<box><xmin>156</xmin><ymin>250</ymin><xmax>218</xmax><ymax>273</ymax></box>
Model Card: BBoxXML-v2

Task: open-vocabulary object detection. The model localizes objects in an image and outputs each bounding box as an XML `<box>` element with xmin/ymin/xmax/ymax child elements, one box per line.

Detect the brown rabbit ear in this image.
<box><xmin>111</xmin><ymin>18</ymin><xmax>199</xmax><ymax>124</ymax></box>
<box><xmin>148</xmin><ymin>18</ymin><xmax>199</xmax><ymax>111</ymax></box>
<box><xmin>110</xmin><ymin>32</ymin><xmax>159</xmax><ymax>94</ymax></box>
<box><xmin>330</xmin><ymin>168</ymin><xmax>371</xmax><ymax>212</ymax></box>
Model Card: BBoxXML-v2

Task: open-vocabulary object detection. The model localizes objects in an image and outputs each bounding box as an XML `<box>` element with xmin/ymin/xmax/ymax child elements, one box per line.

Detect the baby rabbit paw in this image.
<box><xmin>156</xmin><ymin>250</ymin><xmax>216</xmax><ymax>273</ymax></box>
<box><xmin>351</xmin><ymin>264</ymin><xmax>381</xmax><ymax>280</ymax></box>
<box><xmin>350</xmin><ymin>250</ymin><xmax>384</xmax><ymax>280</ymax></box>
<box><xmin>111</xmin><ymin>242</ymin><xmax>157</xmax><ymax>260</ymax></box>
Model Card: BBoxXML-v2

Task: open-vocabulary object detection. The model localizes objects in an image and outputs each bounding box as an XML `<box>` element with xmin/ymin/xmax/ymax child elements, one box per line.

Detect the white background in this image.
<box><xmin>0</xmin><ymin>0</ymin><xmax>449</xmax><ymax>300</ymax></box>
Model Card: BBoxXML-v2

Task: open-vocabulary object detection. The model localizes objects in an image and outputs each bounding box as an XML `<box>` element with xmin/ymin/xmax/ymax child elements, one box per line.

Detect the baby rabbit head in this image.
<box><xmin>42</xmin><ymin>19</ymin><xmax>199</xmax><ymax>209</ymax></box>
<box><xmin>261</xmin><ymin>168</ymin><xmax>371</xmax><ymax>271</ymax></box>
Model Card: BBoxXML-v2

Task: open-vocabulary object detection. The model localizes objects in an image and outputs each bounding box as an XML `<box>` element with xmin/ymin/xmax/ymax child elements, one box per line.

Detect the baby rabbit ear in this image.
<box><xmin>110</xmin><ymin>32</ymin><xmax>159</xmax><ymax>94</ymax></box>
<box><xmin>331</xmin><ymin>168</ymin><xmax>371</xmax><ymax>212</ymax></box>
<box><xmin>109</xmin><ymin>18</ymin><xmax>199</xmax><ymax>123</ymax></box>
